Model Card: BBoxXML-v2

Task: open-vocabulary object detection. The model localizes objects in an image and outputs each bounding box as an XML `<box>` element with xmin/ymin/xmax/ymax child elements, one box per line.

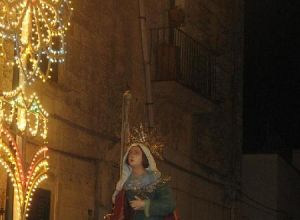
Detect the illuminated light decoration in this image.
<box><xmin>0</xmin><ymin>0</ymin><xmax>72</xmax><ymax>218</ymax></box>
<box><xmin>0</xmin><ymin>0</ymin><xmax>73</xmax><ymax>86</ymax></box>
<box><xmin>0</xmin><ymin>88</ymin><xmax>49</xmax><ymax>139</ymax></box>
<box><xmin>0</xmin><ymin>128</ymin><xmax>49</xmax><ymax>220</ymax></box>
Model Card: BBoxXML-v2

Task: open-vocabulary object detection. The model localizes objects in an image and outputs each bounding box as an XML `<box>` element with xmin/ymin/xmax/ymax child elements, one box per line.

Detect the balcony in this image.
<box><xmin>150</xmin><ymin>27</ymin><xmax>217</xmax><ymax>101</ymax></box>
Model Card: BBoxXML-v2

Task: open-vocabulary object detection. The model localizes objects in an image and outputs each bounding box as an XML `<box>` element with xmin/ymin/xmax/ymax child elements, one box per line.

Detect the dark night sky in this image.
<box><xmin>244</xmin><ymin>0</ymin><xmax>300</xmax><ymax>152</ymax></box>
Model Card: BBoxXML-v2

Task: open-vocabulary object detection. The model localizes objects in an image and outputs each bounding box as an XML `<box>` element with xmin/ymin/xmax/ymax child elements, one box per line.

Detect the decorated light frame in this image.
<box><xmin>0</xmin><ymin>0</ymin><xmax>73</xmax><ymax>219</ymax></box>
<box><xmin>0</xmin><ymin>89</ymin><xmax>49</xmax><ymax>220</ymax></box>
<box><xmin>0</xmin><ymin>0</ymin><xmax>73</xmax><ymax>85</ymax></box>
<box><xmin>0</xmin><ymin>87</ymin><xmax>49</xmax><ymax>139</ymax></box>
<box><xmin>0</xmin><ymin>128</ymin><xmax>49</xmax><ymax>220</ymax></box>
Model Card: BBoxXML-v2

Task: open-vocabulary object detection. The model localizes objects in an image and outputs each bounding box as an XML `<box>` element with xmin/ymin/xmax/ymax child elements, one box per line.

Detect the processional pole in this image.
<box><xmin>120</xmin><ymin>91</ymin><xmax>132</xmax><ymax>178</ymax></box>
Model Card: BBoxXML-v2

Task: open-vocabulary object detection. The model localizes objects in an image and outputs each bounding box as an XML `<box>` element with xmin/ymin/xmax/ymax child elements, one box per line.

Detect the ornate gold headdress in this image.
<box><xmin>128</xmin><ymin>124</ymin><xmax>165</xmax><ymax>160</ymax></box>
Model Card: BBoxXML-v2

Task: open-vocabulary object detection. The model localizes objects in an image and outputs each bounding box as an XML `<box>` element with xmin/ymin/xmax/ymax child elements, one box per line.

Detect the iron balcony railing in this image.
<box><xmin>150</xmin><ymin>27</ymin><xmax>217</xmax><ymax>100</ymax></box>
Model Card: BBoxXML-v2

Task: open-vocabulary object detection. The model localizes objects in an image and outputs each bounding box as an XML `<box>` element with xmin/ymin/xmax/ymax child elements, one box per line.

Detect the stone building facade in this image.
<box><xmin>242</xmin><ymin>154</ymin><xmax>300</xmax><ymax>220</ymax></box>
<box><xmin>0</xmin><ymin>0</ymin><xmax>243</xmax><ymax>219</ymax></box>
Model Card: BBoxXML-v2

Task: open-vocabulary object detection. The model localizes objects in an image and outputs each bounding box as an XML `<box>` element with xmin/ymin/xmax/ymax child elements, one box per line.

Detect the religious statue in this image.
<box><xmin>105</xmin><ymin>126</ymin><xmax>179</xmax><ymax>220</ymax></box>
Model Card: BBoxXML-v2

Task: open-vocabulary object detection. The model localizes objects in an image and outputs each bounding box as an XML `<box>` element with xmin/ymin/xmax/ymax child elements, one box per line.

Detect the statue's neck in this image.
<box><xmin>131</xmin><ymin>166</ymin><xmax>146</xmax><ymax>177</ymax></box>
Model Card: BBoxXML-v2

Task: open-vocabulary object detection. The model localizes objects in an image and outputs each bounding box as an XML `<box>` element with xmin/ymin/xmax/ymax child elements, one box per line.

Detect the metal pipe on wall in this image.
<box><xmin>138</xmin><ymin>0</ymin><xmax>154</xmax><ymax>129</ymax></box>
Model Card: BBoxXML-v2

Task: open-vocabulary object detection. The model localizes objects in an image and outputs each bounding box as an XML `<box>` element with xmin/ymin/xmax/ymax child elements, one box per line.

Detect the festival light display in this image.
<box><xmin>0</xmin><ymin>87</ymin><xmax>49</xmax><ymax>139</ymax></box>
<box><xmin>0</xmin><ymin>88</ymin><xmax>49</xmax><ymax>220</ymax></box>
<box><xmin>0</xmin><ymin>0</ymin><xmax>73</xmax><ymax>219</ymax></box>
<box><xmin>0</xmin><ymin>0</ymin><xmax>73</xmax><ymax>85</ymax></box>
<box><xmin>0</xmin><ymin>128</ymin><xmax>49</xmax><ymax>220</ymax></box>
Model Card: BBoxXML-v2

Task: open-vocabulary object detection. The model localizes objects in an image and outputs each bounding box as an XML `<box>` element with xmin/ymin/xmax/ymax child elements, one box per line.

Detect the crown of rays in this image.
<box><xmin>129</xmin><ymin>124</ymin><xmax>165</xmax><ymax>160</ymax></box>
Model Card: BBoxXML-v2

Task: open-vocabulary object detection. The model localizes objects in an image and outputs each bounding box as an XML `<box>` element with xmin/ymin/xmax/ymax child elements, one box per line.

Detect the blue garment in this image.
<box><xmin>123</xmin><ymin>171</ymin><xmax>175</xmax><ymax>220</ymax></box>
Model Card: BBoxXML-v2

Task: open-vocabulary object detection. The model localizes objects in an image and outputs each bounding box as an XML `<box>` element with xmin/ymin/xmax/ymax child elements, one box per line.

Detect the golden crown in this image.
<box><xmin>128</xmin><ymin>124</ymin><xmax>165</xmax><ymax>160</ymax></box>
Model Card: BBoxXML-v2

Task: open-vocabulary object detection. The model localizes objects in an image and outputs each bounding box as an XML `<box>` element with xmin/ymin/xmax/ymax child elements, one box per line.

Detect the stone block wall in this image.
<box><xmin>0</xmin><ymin>0</ymin><xmax>243</xmax><ymax>219</ymax></box>
<box><xmin>242</xmin><ymin>154</ymin><xmax>300</xmax><ymax>220</ymax></box>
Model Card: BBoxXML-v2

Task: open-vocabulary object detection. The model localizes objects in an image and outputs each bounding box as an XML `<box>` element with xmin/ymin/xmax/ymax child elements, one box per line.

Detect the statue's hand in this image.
<box><xmin>130</xmin><ymin>196</ymin><xmax>145</xmax><ymax>210</ymax></box>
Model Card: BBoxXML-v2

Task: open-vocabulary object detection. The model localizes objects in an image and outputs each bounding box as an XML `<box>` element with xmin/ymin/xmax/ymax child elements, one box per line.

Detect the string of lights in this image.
<box><xmin>0</xmin><ymin>0</ymin><xmax>73</xmax><ymax>219</ymax></box>
<box><xmin>0</xmin><ymin>128</ymin><xmax>49</xmax><ymax>220</ymax></box>
<box><xmin>0</xmin><ymin>88</ymin><xmax>49</xmax><ymax>139</ymax></box>
<box><xmin>0</xmin><ymin>0</ymin><xmax>73</xmax><ymax>86</ymax></box>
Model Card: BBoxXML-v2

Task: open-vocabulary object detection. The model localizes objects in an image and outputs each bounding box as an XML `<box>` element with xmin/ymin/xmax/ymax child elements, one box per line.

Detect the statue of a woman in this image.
<box><xmin>107</xmin><ymin>142</ymin><xmax>179</xmax><ymax>220</ymax></box>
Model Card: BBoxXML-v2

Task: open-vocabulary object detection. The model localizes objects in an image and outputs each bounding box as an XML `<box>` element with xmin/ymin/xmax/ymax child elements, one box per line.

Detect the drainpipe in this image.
<box><xmin>138</xmin><ymin>0</ymin><xmax>154</xmax><ymax>128</ymax></box>
<box><xmin>94</xmin><ymin>160</ymin><xmax>100</xmax><ymax>220</ymax></box>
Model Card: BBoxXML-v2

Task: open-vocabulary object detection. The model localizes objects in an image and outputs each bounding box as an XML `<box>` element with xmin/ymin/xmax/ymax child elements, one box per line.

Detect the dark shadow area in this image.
<box><xmin>244</xmin><ymin>0</ymin><xmax>300</xmax><ymax>158</ymax></box>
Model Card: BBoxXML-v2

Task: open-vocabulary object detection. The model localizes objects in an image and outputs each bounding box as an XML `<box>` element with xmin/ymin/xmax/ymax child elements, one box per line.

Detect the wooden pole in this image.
<box><xmin>120</xmin><ymin>91</ymin><xmax>132</xmax><ymax>178</ymax></box>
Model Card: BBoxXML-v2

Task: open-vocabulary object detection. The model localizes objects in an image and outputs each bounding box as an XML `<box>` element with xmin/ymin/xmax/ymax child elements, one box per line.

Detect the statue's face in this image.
<box><xmin>127</xmin><ymin>146</ymin><xmax>143</xmax><ymax>168</ymax></box>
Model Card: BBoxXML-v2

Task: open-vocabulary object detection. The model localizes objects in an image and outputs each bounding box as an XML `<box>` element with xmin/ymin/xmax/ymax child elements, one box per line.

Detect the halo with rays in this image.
<box><xmin>129</xmin><ymin>124</ymin><xmax>165</xmax><ymax>160</ymax></box>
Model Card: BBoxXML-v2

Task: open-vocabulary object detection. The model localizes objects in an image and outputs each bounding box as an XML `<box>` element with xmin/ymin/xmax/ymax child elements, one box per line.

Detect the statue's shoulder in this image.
<box><xmin>149</xmin><ymin>171</ymin><xmax>172</xmax><ymax>190</ymax></box>
<box><xmin>157</xmin><ymin>174</ymin><xmax>172</xmax><ymax>187</ymax></box>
